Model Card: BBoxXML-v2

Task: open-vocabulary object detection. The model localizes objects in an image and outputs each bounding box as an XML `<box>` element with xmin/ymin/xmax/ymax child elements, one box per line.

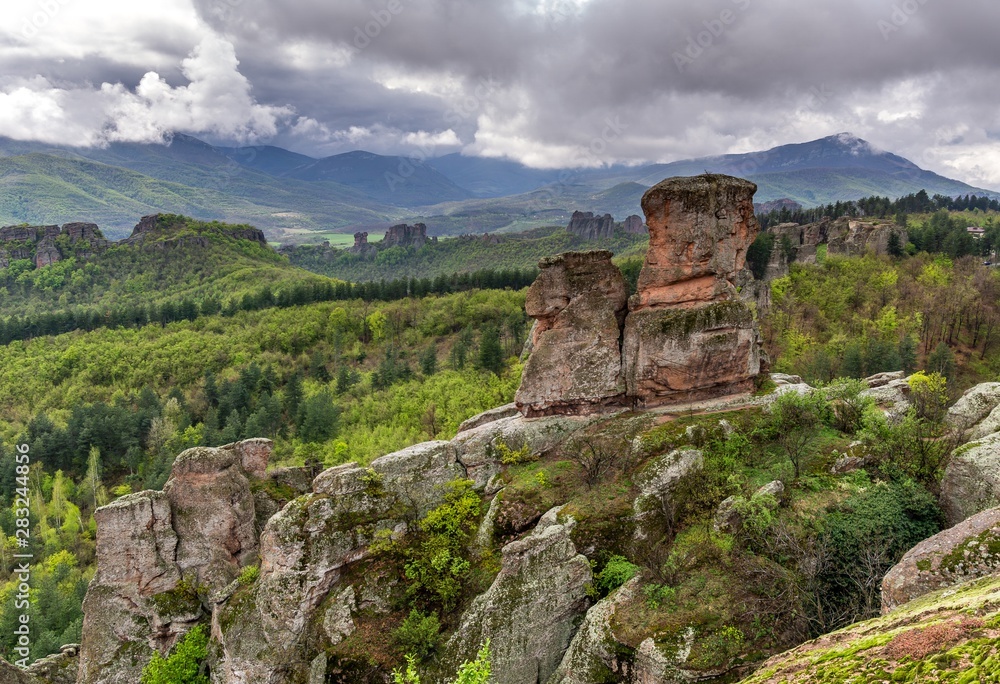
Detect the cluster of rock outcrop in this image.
<box><xmin>70</xmin><ymin>405</ymin><xmax>612</xmax><ymax>684</ymax></box>
<box><xmin>764</xmin><ymin>216</ymin><xmax>906</xmax><ymax>277</ymax></box>
<box><xmin>0</xmin><ymin>222</ymin><xmax>108</xmax><ymax>269</ymax></box>
<box><xmin>382</xmin><ymin>222</ymin><xmax>436</xmax><ymax>249</ymax></box>
<box><xmin>565</xmin><ymin>211</ymin><xmax>645</xmax><ymax>239</ymax></box>
<box><xmin>518</xmin><ymin>175</ymin><xmax>766</xmax><ymax>416</ymax></box>
<box><xmin>0</xmin><ymin>215</ymin><xmax>271</xmax><ymax>270</ymax></box>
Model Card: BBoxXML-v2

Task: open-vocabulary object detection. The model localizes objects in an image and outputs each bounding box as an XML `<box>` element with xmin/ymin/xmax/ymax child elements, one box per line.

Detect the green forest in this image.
<box><xmin>2</xmin><ymin>207</ymin><xmax>1000</xmax><ymax>670</ymax></box>
<box><xmin>285</xmin><ymin>226</ymin><xmax>648</xmax><ymax>282</ymax></box>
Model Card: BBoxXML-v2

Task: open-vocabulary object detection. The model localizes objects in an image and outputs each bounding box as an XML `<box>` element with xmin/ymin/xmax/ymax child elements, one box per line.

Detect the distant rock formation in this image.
<box><xmin>623</xmin><ymin>214</ymin><xmax>645</xmax><ymax>234</ymax></box>
<box><xmin>768</xmin><ymin>217</ymin><xmax>907</xmax><ymax>266</ymax></box>
<box><xmin>348</xmin><ymin>231</ymin><xmax>377</xmax><ymax>257</ymax></box>
<box><xmin>567</xmin><ymin>211</ymin><xmax>615</xmax><ymax>240</ymax></box>
<box><xmin>382</xmin><ymin>222</ymin><xmax>437</xmax><ymax>249</ymax></box>
<box><xmin>122</xmin><ymin>214</ymin><xmax>268</xmax><ymax>249</ymax></box>
<box><xmin>755</xmin><ymin>198</ymin><xmax>803</xmax><ymax>215</ymax></box>
<box><xmin>0</xmin><ymin>222</ymin><xmax>108</xmax><ymax>268</ymax></box>
<box><xmin>517</xmin><ymin>174</ymin><xmax>766</xmax><ymax>416</ymax></box>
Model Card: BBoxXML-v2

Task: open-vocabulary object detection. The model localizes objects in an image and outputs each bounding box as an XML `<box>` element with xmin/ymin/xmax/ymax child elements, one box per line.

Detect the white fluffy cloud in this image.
<box><xmin>0</xmin><ymin>30</ymin><xmax>290</xmax><ymax>146</ymax></box>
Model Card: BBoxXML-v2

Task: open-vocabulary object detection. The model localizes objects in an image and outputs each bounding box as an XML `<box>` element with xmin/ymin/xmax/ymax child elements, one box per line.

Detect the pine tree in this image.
<box><xmin>477</xmin><ymin>326</ymin><xmax>504</xmax><ymax>375</ymax></box>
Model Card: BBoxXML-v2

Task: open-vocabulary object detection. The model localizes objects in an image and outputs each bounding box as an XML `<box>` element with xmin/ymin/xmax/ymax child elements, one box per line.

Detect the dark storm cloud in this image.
<box><xmin>2</xmin><ymin>0</ymin><xmax>999</xmax><ymax>185</ymax></box>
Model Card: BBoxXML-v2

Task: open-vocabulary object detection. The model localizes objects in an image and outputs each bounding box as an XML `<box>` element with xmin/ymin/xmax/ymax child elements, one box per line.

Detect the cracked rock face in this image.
<box><xmin>623</xmin><ymin>175</ymin><xmax>765</xmax><ymax>408</ymax></box>
<box><xmin>515</xmin><ymin>251</ymin><xmax>629</xmax><ymax>417</ymax></box>
<box><xmin>77</xmin><ymin>440</ymin><xmax>272</xmax><ymax>684</ymax></box>
<box><xmin>441</xmin><ymin>508</ymin><xmax>592</xmax><ymax>684</ymax></box>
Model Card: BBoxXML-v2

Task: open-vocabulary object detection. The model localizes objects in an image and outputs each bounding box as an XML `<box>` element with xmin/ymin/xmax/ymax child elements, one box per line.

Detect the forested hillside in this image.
<box><xmin>0</xmin><ymin>286</ymin><xmax>528</xmax><ymax>663</ymax></box>
<box><xmin>286</xmin><ymin>226</ymin><xmax>648</xmax><ymax>282</ymax></box>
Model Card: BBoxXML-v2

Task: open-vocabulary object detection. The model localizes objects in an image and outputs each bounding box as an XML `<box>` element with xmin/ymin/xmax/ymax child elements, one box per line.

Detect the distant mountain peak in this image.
<box><xmin>827</xmin><ymin>132</ymin><xmax>882</xmax><ymax>156</ymax></box>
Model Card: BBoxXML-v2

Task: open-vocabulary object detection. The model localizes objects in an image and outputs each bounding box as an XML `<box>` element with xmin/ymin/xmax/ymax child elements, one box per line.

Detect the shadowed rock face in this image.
<box><xmin>515</xmin><ymin>251</ymin><xmax>629</xmax><ymax>417</ymax></box>
<box><xmin>634</xmin><ymin>174</ymin><xmax>759</xmax><ymax>309</ymax></box>
<box><xmin>567</xmin><ymin>211</ymin><xmax>615</xmax><ymax>240</ymax></box>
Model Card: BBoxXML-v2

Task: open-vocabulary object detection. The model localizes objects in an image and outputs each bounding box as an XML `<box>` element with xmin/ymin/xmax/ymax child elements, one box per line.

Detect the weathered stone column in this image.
<box><xmin>515</xmin><ymin>251</ymin><xmax>629</xmax><ymax>417</ymax></box>
<box><xmin>623</xmin><ymin>174</ymin><xmax>765</xmax><ymax>407</ymax></box>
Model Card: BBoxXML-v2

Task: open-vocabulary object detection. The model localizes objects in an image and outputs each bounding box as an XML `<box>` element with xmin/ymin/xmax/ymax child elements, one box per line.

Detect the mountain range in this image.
<box><xmin>0</xmin><ymin>132</ymin><xmax>995</xmax><ymax>240</ymax></box>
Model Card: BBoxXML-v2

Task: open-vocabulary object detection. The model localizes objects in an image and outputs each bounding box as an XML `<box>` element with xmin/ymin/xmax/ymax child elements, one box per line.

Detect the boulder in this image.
<box><xmin>882</xmin><ymin>507</ymin><xmax>1000</xmax><ymax>613</ymax></box>
<box><xmin>451</xmin><ymin>413</ymin><xmax>601</xmax><ymax>490</ymax></box>
<box><xmin>634</xmin><ymin>449</ymin><xmax>704</xmax><ymax>539</ymax></box>
<box><xmin>547</xmin><ymin>577</ymin><xmax>641</xmax><ymax>683</ymax></box>
<box><xmin>970</xmin><ymin>403</ymin><xmax>1000</xmax><ymax>441</ymax></box>
<box><xmin>859</xmin><ymin>376</ymin><xmax>912</xmax><ymax>423</ymax></box>
<box><xmin>0</xmin><ymin>657</ymin><xmax>41</xmax><ymax>683</ymax></box>
<box><xmin>458</xmin><ymin>403</ymin><xmax>520</xmax><ymax>433</ymax></box>
<box><xmin>24</xmin><ymin>647</ymin><xmax>79</xmax><ymax>684</ymax></box>
<box><xmin>441</xmin><ymin>507</ymin><xmax>592</xmax><ymax>684</ymax></box>
<box><xmin>946</xmin><ymin>382</ymin><xmax>1000</xmax><ymax>434</ymax></box>
<box><xmin>516</xmin><ymin>251</ymin><xmax>629</xmax><ymax>416</ymax></box>
<box><xmin>163</xmin><ymin>442</ymin><xmax>266</xmax><ymax>590</ymax></box>
<box><xmin>940</xmin><ymin>432</ymin><xmax>1000</xmax><ymax>525</ymax></box>
<box><xmin>864</xmin><ymin>371</ymin><xmax>905</xmax><ymax>388</ymax></box>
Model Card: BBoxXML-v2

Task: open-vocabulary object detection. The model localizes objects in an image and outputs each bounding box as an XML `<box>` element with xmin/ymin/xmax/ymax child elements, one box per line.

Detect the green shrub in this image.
<box><xmin>595</xmin><ymin>555</ymin><xmax>641</xmax><ymax>595</ymax></box>
<box><xmin>237</xmin><ymin>565</ymin><xmax>259</xmax><ymax>586</ymax></box>
<box><xmin>140</xmin><ymin>624</ymin><xmax>209</xmax><ymax>684</ymax></box>
<box><xmin>394</xmin><ymin>609</ymin><xmax>441</xmax><ymax>661</ymax></box>
<box><xmin>403</xmin><ymin>480</ymin><xmax>481</xmax><ymax>611</ymax></box>
<box><xmin>494</xmin><ymin>438</ymin><xmax>536</xmax><ymax>465</ymax></box>
<box><xmin>393</xmin><ymin>640</ymin><xmax>491</xmax><ymax>684</ymax></box>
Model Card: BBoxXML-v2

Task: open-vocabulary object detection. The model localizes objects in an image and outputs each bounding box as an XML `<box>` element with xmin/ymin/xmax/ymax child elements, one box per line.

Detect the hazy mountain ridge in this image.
<box><xmin>1</xmin><ymin>133</ymin><xmax>996</xmax><ymax>240</ymax></box>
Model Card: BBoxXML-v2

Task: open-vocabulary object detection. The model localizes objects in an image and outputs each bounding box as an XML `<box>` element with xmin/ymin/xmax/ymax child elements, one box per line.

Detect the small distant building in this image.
<box><xmin>968</xmin><ymin>226</ymin><xmax>986</xmax><ymax>238</ymax></box>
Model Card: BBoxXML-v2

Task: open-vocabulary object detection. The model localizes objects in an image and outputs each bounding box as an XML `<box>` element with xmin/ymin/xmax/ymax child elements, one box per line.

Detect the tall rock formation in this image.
<box><xmin>623</xmin><ymin>214</ymin><xmax>645</xmax><ymax>234</ymax></box>
<box><xmin>77</xmin><ymin>440</ymin><xmax>272</xmax><ymax>684</ymax></box>
<box><xmin>567</xmin><ymin>211</ymin><xmax>615</xmax><ymax>240</ymax></box>
<box><xmin>515</xmin><ymin>251</ymin><xmax>628</xmax><ymax>417</ymax></box>
<box><xmin>348</xmin><ymin>231</ymin><xmax>377</xmax><ymax>257</ymax></box>
<box><xmin>381</xmin><ymin>223</ymin><xmax>435</xmax><ymax>249</ymax></box>
<box><xmin>515</xmin><ymin>175</ymin><xmax>766</xmax><ymax>416</ymax></box>
<box><xmin>623</xmin><ymin>175</ymin><xmax>764</xmax><ymax>407</ymax></box>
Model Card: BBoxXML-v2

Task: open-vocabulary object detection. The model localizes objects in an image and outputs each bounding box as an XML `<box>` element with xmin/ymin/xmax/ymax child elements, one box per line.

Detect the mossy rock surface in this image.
<box><xmin>739</xmin><ymin>575</ymin><xmax>1000</xmax><ymax>683</ymax></box>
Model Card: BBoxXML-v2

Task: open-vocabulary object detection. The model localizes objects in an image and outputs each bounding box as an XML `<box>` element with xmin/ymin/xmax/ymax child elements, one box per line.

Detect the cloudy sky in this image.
<box><xmin>3</xmin><ymin>0</ymin><xmax>1000</xmax><ymax>189</ymax></box>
